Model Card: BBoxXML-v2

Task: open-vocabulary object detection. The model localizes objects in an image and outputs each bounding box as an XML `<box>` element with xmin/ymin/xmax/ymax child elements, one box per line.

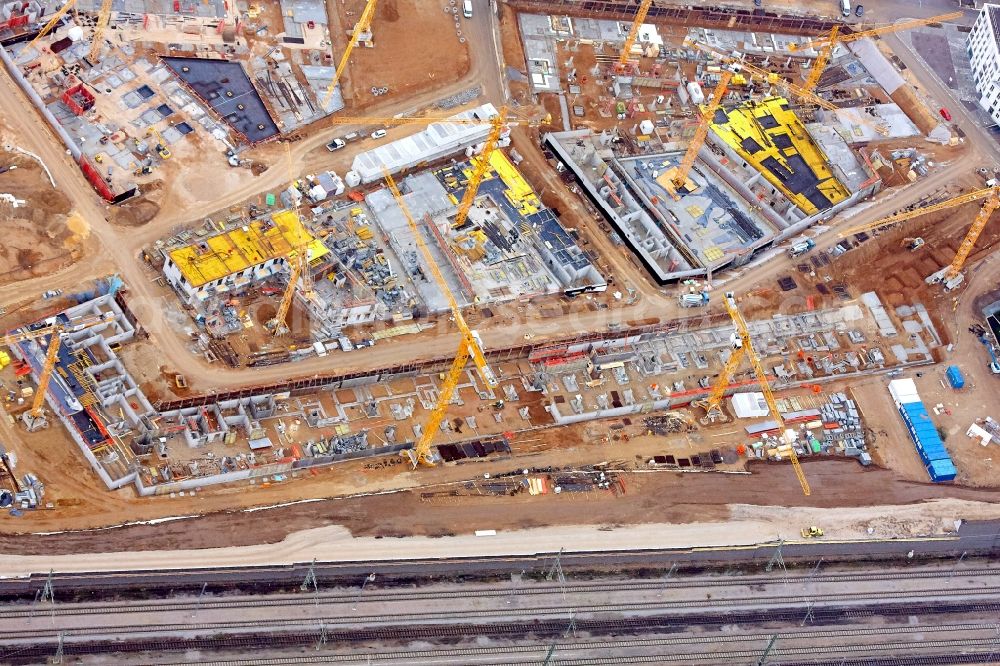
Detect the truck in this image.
<box><xmin>679</xmin><ymin>292</ymin><xmax>709</xmax><ymax>308</ymax></box>
<box><xmin>789</xmin><ymin>239</ymin><xmax>815</xmax><ymax>258</ymax></box>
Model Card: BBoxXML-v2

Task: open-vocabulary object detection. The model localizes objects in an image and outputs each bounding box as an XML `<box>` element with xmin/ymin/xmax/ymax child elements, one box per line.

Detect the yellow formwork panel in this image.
<box><xmin>169</xmin><ymin>209</ymin><xmax>324</xmax><ymax>288</ymax></box>
<box><xmin>703</xmin><ymin>247</ymin><xmax>724</xmax><ymax>261</ymax></box>
<box><xmin>708</xmin><ymin>97</ymin><xmax>849</xmax><ymax>217</ymax></box>
<box><xmin>465</xmin><ymin>150</ymin><xmax>542</xmax><ymax>217</ymax></box>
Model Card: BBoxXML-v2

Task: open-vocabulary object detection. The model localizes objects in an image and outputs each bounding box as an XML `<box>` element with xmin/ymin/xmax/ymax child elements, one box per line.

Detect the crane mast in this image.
<box><xmin>383</xmin><ymin>168</ymin><xmax>496</xmax><ymax>467</ymax></box>
<box><xmin>723</xmin><ymin>293</ymin><xmax>811</xmax><ymax>496</ymax></box>
<box><xmin>25</xmin><ymin>0</ymin><xmax>78</xmax><ymax>52</ymax></box>
<box><xmin>3</xmin><ymin>313</ymin><xmax>114</xmax><ymax>429</ymax></box>
<box><xmin>693</xmin><ymin>343</ymin><xmax>745</xmax><ymax>424</ymax></box>
<box><xmin>453</xmin><ymin>112</ymin><xmax>507</xmax><ymax>229</ymax></box>
<box><xmin>841</xmin><ymin>185</ymin><xmax>1000</xmax><ymax>285</ymax></box>
<box><xmin>670</xmin><ymin>69</ymin><xmax>734</xmax><ymax>193</ymax></box>
<box><xmin>616</xmin><ymin>0</ymin><xmax>654</xmax><ymax>72</ymax></box>
<box><xmin>797</xmin><ymin>13</ymin><xmax>960</xmax><ymax>93</ymax></box>
<box><xmin>88</xmin><ymin>0</ymin><xmax>113</xmax><ymax>62</ymax></box>
<box><xmin>328</xmin><ymin>107</ymin><xmax>544</xmax><ymax>233</ymax></box>
<box><xmin>942</xmin><ymin>189</ymin><xmax>1000</xmax><ymax>282</ymax></box>
<box><xmin>323</xmin><ymin>0</ymin><xmax>379</xmax><ymax>107</ymax></box>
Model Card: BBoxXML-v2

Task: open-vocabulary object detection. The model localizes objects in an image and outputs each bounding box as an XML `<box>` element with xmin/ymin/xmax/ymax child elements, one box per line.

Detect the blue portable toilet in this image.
<box><xmin>946</xmin><ymin>365</ymin><xmax>965</xmax><ymax>389</ymax></box>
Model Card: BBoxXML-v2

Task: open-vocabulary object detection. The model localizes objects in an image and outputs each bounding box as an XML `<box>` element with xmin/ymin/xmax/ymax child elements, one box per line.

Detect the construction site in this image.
<box><xmin>2</xmin><ymin>0</ymin><xmax>1000</xmax><ymax>599</ymax></box>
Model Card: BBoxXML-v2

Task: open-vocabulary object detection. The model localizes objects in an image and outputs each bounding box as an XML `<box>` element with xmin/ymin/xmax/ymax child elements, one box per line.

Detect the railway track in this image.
<box><xmin>5</xmin><ymin>618</ymin><xmax>1000</xmax><ymax>665</ymax></box>
<box><xmin>3</xmin><ymin>599</ymin><xmax>1000</xmax><ymax>648</ymax></box>
<box><xmin>7</xmin><ymin>584</ymin><xmax>1000</xmax><ymax>633</ymax></box>
<box><xmin>6</xmin><ymin>567</ymin><xmax>999</xmax><ymax>619</ymax></box>
<box><xmin>175</xmin><ymin>624</ymin><xmax>1000</xmax><ymax>665</ymax></box>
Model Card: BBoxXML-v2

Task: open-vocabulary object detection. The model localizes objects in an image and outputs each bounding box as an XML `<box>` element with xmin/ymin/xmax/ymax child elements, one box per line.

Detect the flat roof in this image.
<box><xmin>351</xmin><ymin>104</ymin><xmax>497</xmax><ymax>182</ymax></box>
<box><xmin>709</xmin><ymin>97</ymin><xmax>850</xmax><ymax>215</ymax></box>
<box><xmin>168</xmin><ymin>210</ymin><xmax>326</xmax><ymax>287</ymax></box>
<box><xmin>161</xmin><ymin>57</ymin><xmax>279</xmax><ymax>144</ymax></box>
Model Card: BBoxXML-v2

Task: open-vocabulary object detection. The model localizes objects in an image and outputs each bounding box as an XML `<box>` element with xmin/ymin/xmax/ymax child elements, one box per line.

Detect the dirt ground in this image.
<box><xmin>0</xmin><ymin>144</ymin><xmax>82</xmax><ymax>285</ymax></box>
<box><xmin>336</xmin><ymin>0</ymin><xmax>471</xmax><ymax>108</ymax></box>
<box><xmin>2</xmin><ymin>458</ymin><xmax>998</xmax><ymax>556</ymax></box>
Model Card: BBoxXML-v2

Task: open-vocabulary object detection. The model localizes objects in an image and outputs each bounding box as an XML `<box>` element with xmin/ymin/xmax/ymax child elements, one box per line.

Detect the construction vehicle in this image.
<box><xmin>841</xmin><ymin>184</ymin><xmax>1000</xmax><ymax>290</ymax></box>
<box><xmin>383</xmin><ymin>167</ymin><xmax>497</xmax><ymax>467</ymax></box>
<box><xmin>791</xmin><ymin>13</ymin><xmax>962</xmax><ymax>93</ymax></box>
<box><xmin>329</xmin><ymin>107</ymin><xmax>547</xmax><ymax>229</ymax></box>
<box><xmin>88</xmin><ymin>0</ymin><xmax>113</xmax><ymax>62</ymax></box>
<box><xmin>322</xmin><ymin>0</ymin><xmax>378</xmax><ymax>107</ymax></box>
<box><xmin>146</xmin><ymin>127</ymin><xmax>171</xmax><ymax>159</ymax></box>
<box><xmin>679</xmin><ymin>291</ymin><xmax>709</xmax><ymax>308</ymax></box>
<box><xmin>903</xmin><ymin>237</ymin><xmax>925</xmax><ymax>251</ymax></box>
<box><xmin>788</xmin><ymin>239</ymin><xmax>816</xmax><ymax>258</ymax></box>
<box><xmin>801</xmin><ymin>526</ymin><xmax>824</xmax><ymax>538</ymax></box>
<box><xmin>2</xmin><ymin>313</ymin><xmax>114</xmax><ymax>431</ymax></box>
<box><xmin>723</xmin><ymin>292</ymin><xmax>811</xmax><ymax>496</ymax></box>
<box><xmin>973</xmin><ymin>330</ymin><xmax>1000</xmax><ymax>374</ymax></box>
<box><xmin>616</xmin><ymin>0</ymin><xmax>653</xmax><ymax>73</ymax></box>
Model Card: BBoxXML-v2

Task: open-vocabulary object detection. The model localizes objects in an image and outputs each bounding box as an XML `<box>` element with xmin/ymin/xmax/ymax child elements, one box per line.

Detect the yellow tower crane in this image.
<box><xmin>687</xmin><ymin>41</ymin><xmax>839</xmax><ymax>113</ymax></box>
<box><xmin>616</xmin><ymin>0</ymin><xmax>654</xmax><ymax>73</ymax></box>
<box><xmin>25</xmin><ymin>0</ymin><xmax>78</xmax><ymax>52</ymax></box>
<box><xmin>3</xmin><ymin>312</ymin><xmax>115</xmax><ymax>430</ymax></box>
<box><xmin>322</xmin><ymin>0</ymin><xmax>379</xmax><ymax>107</ymax></box>
<box><xmin>794</xmin><ymin>13</ymin><xmax>962</xmax><ymax>93</ymax></box>
<box><xmin>689</xmin><ymin>40</ymin><xmax>899</xmax><ymax>138</ymax></box>
<box><xmin>667</xmin><ymin>68</ymin><xmax>734</xmax><ymax>195</ymax></box>
<box><xmin>841</xmin><ymin>185</ymin><xmax>1000</xmax><ymax>287</ymax></box>
<box><xmin>723</xmin><ymin>291</ymin><xmax>811</xmax><ymax>496</ymax></box>
<box><xmin>692</xmin><ymin>341</ymin><xmax>746</xmax><ymax>424</ymax></box>
<box><xmin>268</xmin><ymin>143</ymin><xmax>312</xmax><ymax>335</ymax></box>
<box><xmin>383</xmin><ymin>167</ymin><xmax>498</xmax><ymax>467</ymax></box>
<box><xmin>267</xmin><ymin>250</ymin><xmax>309</xmax><ymax>335</ymax></box>
<box><xmin>88</xmin><ymin>0</ymin><xmax>114</xmax><ymax>62</ymax></box>
<box><xmin>329</xmin><ymin>107</ymin><xmax>547</xmax><ymax>229</ymax></box>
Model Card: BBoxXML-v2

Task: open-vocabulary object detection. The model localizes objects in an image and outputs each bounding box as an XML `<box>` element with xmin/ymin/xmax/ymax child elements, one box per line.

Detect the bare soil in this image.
<box><xmin>1</xmin><ymin>459</ymin><xmax>997</xmax><ymax>555</ymax></box>
<box><xmin>337</xmin><ymin>0</ymin><xmax>471</xmax><ymax>108</ymax></box>
<box><xmin>111</xmin><ymin>192</ymin><xmax>162</xmax><ymax>227</ymax></box>
<box><xmin>0</xmin><ymin>145</ymin><xmax>80</xmax><ymax>285</ymax></box>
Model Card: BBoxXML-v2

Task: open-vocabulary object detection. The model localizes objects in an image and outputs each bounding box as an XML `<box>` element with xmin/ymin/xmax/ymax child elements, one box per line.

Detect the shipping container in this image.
<box><xmin>891</xmin><ymin>385</ymin><xmax>955</xmax><ymax>483</ymax></box>
<box><xmin>926</xmin><ymin>458</ymin><xmax>957</xmax><ymax>482</ymax></box>
<box><xmin>946</xmin><ymin>365</ymin><xmax>965</xmax><ymax>389</ymax></box>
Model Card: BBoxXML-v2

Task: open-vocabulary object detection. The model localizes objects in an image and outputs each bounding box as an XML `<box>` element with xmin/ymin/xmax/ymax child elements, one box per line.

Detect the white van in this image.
<box><xmin>840</xmin><ymin>0</ymin><xmax>851</xmax><ymax>16</ymax></box>
<box><xmin>463</xmin><ymin>0</ymin><xmax>472</xmax><ymax>18</ymax></box>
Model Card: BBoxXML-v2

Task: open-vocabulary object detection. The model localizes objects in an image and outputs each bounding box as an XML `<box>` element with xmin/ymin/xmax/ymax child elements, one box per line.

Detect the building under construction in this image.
<box><xmin>545</xmin><ymin>96</ymin><xmax>880</xmax><ymax>283</ymax></box>
<box><xmin>17</xmin><ymin>280</ymin><xmax>946</xmax><ymax>494</ymax></box>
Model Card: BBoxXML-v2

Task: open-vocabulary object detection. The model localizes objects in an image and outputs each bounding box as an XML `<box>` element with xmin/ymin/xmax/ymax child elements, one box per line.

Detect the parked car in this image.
<box><xmin>854</xmin><ymin>4</ymin><xmax>863</xmax><ymax>16</ymax></box>
<box><xmin>939</xmin><ymin>107</ymin><xmax>953</xmax><ymax>121</ymax></box>
<box><xmin>326</xmin><ymin>138</ymin><xmax>346</xmax><ymax>151</ymax></box>
<box><xmin>370</xmin><ymin>129</ymin><xmax>387</xmax><ymax>140</ymax></box>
